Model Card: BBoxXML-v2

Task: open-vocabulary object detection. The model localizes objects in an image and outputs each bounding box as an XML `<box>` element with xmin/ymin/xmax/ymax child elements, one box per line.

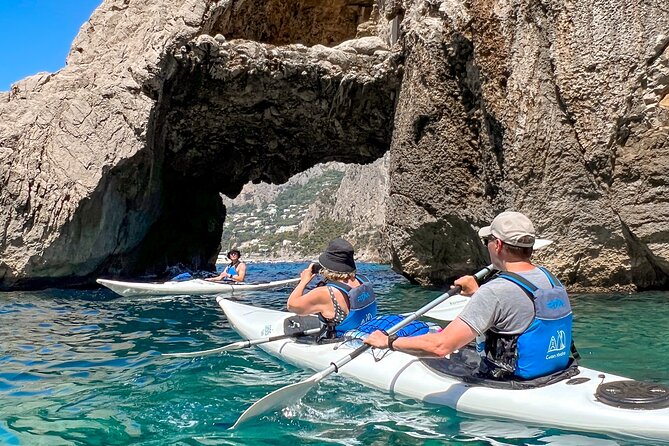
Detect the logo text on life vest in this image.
<box><xmin>545</xmin><ymin>330</ymin><xmax>567</xmax><ymax>360</ymax></box>
<box><xmin>547</xmin><ymin>299</ymin><xmax>565</xmax><ymax>309</ymax></box>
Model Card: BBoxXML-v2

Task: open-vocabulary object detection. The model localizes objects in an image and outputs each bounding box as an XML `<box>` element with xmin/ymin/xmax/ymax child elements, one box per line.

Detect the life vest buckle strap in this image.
<box><xmin>497</xmin><ymin>272</ymin><xmax>538</xmax><ymax>300</ymax></box>
<box><xmin>538</xmin><ymin>266</ymin><xmax>563</xmax><ymax>287</ymax></box>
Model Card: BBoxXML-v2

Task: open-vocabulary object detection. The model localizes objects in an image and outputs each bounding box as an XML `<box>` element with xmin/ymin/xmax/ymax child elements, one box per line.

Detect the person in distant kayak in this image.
<box><xmin>365</xmin><ymin>211</ymin><xmax>575</xmax><ymax>380</ymax></box>
<box><xmin>287</xmin><ymin>238</ymin><xmax>377</xmax><ymax>339</ymax></box>
<box><xmin>205</xmin><ymin>249</ymin><xmax>247</xmax><ymax>283</ymax></box>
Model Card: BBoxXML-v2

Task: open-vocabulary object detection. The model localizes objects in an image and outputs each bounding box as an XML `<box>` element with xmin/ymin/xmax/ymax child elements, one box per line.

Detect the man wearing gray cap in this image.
<box><xmin>365</xmin><ymin>211</ymin><xmax>574</xmax><ymax>381</ymax></box>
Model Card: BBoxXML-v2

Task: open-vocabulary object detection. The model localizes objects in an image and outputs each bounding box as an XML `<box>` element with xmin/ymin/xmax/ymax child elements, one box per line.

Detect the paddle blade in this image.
<box><xmin>162</xmin><ymin>342</ymin><xmax>242</xmax><ymax>358</ymax></box>
<box><xmin>533</xmin><ymin>238</ymin><xmax>553</xmax><ymax>250</ymax></box>
<box><xmin>231</xmin><ymin>378</ymin><xmax>318</xmax><ymax>429</ymax></box>
<box><xmin>423</xmin><ymin>294</ymin><xmax>469</xmax><ymax>321</ymax></box>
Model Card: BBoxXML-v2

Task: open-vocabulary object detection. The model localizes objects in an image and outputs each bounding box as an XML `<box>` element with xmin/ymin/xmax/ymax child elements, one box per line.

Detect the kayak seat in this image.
<box><xmin>282</xmin><ymin>315</ymin><xmax>343</xmax><ymax>344</ymax></box>
<box><xmin>284</xmin><ymin>315</ymin><xmax>322</xmax><ymax>335</ymax></box>
<box><xmin>422</xmin><ymin>346</ymin><xmax>580</xmax><ymax>390</ymax></box>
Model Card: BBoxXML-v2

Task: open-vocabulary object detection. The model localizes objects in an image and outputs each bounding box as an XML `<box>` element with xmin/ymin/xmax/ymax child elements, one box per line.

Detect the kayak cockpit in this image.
<box><xmin>422</xmin><ymin>346</ymin><xmax>580</xmax><ymax>389</ymax></box>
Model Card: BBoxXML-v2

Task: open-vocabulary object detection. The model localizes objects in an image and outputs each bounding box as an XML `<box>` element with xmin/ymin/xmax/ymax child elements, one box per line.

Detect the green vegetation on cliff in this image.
<box><xmin>221</xmin><ymin>170</ymin><xmax>350</xmax><ymax>257</ymax></box>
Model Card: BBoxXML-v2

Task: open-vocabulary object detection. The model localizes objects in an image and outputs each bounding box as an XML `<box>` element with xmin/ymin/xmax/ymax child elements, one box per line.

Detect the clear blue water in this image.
<box><xmin>0</xmin><ymin>262</ymin><xmax>668</xmax><ymax>445</ymax></box>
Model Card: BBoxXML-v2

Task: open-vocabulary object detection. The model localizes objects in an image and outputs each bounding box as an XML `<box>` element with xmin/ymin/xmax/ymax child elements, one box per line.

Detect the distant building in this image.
<box><xmin>277</xmin><ymin>225</ymin><xmax>298</xmax><ymax>233</ymax></box>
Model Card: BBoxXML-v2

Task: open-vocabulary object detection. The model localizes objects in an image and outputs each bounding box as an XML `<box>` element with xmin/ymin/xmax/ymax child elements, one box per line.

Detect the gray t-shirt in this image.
<box><xmin>458</xmin><ymin>267</ymin><xmax>553</xmax><ymax>336</ymax></box>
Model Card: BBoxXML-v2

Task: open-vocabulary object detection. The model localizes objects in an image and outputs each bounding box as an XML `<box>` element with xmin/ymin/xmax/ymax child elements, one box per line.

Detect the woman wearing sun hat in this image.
<box><xmin>287</xmin><ymin>238</ymin><xmax>377</xmax><ymax>339</ymax></box>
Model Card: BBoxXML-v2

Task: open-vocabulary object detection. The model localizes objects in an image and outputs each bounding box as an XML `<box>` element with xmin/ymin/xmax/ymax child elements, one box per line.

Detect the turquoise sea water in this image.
<box><xmin>1</xmin><ymin>262</ymin><xmax>668</xmax><ymax>445</ymax></box>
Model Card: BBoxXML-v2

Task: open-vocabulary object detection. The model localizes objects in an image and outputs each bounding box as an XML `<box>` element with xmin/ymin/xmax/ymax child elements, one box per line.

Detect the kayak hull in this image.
<box><xmin>218</xmin><ymin>297</ymin><xmax>669</xmax><ymax>442</ymax></box>
<box><xmin>96</xmin><ymin>278</ymin><xmax>299</xmax><ymax>297</ymax></box>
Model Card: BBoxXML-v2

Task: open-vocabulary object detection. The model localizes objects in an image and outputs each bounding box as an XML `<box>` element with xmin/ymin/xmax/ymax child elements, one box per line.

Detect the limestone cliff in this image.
<box><xmin>383</xmin><ymin>0</ymin><xmax>669</xmax><ymax>291</ymax></box>
<box><xmin>0</xmin><ymin>0</ymin><xmax>398</xmax><ymax>289</ymax></box>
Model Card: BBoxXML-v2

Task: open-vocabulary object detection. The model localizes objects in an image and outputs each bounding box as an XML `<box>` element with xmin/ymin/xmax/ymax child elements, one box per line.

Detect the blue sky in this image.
<box><xmin>0</xmin><ymin>0</ymin><xmax>102</xmax><ymax>91</ymax></box>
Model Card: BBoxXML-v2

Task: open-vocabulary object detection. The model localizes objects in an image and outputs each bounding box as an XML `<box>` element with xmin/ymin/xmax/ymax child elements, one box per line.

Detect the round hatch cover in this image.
<box><xmin>595</xmin><ymin>380</ymin><xmax>669</xmax><ymax>409</ymax></box>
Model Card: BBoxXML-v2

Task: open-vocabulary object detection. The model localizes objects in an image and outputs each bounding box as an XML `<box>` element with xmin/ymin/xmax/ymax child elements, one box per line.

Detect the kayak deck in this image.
<box><xmin>96</xmin><ymin>277</ymin><xmax>299</xmax><ymax>297</ymax></box>
<box><xmin>218</xmin><ymin>297</ymin><xmax>669</xmax><ymax>442</ymax></box>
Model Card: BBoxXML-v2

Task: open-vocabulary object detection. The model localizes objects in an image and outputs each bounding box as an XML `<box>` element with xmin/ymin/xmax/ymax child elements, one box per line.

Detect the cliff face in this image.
<box><xmin>384</xmin><ymin>0</ymin><xmax>669</xmax><ymax>291</ymax></box>
<box><xmin>0</xmin><ymin>0</ymin><xmax>178</xmax><ymax>287</ymax></box>
<box><xmin>1</xmin><ymin>0</ymin><xmax>667</xmax><ymax>292</ymax></box>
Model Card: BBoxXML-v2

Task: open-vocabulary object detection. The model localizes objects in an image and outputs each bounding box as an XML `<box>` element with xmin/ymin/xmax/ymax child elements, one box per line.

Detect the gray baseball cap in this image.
<box><xmin>478</xmin><ymin>211</ymin><xmax>536</xmax><ymax>248</ymax></box>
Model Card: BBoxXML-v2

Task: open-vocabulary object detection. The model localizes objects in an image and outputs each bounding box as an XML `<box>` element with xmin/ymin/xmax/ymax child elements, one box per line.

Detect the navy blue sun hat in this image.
<box><xmin>318</xmin><ymin>238</ymin><xmax>356</xmax><ymax>273</ymax></box>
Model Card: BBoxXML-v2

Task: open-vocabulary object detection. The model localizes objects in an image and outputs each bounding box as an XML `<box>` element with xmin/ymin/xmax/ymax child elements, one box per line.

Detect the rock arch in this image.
<box><xmin>0</xmin><ymin>0</ymin><xmax>401</xmax><ymax>289</ymax></box>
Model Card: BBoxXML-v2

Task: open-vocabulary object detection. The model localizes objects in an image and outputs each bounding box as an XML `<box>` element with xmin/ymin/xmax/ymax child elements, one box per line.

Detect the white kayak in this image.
<box><xmin>96</xmin><ymin>277</ymin><xmax>299</xmax><ymax>297</ymax></box>
<box><xmin>218</xmin><ymin>297</ymin><xmax>669</xmax><ymax>442</ymax></box>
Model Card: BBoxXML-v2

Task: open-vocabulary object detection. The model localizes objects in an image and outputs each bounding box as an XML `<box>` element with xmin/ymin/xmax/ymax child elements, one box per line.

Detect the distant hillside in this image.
<box><xmin>221</xmin><ymin>156</ymin><xmax>389</xmax><ymax>262</ymax></box>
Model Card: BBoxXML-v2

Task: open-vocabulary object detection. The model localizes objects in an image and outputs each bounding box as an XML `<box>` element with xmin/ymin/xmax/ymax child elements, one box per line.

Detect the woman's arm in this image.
<box><xmin>287</xmin><ymin>265</ymin><xmax>331</xmax><ymax>316</ymax></box>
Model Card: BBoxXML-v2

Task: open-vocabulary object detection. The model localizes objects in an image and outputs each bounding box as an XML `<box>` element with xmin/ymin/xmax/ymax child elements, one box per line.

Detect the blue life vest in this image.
<box><xmin>325</xmin><ymin>275</ymin><xmax>377</xmax><ymax>337</ymax></box>
<box><xmin>484</xmin><ymin>267</ymin><xmax>573</xmax><ymax>380</ymax></box>
<box><xmin>224</xmin><ymin>263</ymin><xmax>238</xmax><ymax>278</ymax></box>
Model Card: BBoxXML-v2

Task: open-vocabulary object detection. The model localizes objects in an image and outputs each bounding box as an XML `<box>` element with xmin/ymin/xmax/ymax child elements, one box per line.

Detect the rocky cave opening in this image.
<box><xmin>121</xmin><ymin>8</ymin><xmax>401</xmax><ymax>279</ymax></box>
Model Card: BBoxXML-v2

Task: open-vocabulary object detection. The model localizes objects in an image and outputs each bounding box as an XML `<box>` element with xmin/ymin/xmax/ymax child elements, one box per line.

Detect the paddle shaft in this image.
<box><xmin>163</xmin><ymin>327</ymin><xmax>322</xmax><ymax>357</ymax></box>
<box><xmin>308</xmin><ymin>264</ymin><xmax>494</xmax><ymax>383</ymax></box>
<box><xmin>227</xmin><ymin>327</ymin><xmax>322</xmax><ymax>349</ymax></box>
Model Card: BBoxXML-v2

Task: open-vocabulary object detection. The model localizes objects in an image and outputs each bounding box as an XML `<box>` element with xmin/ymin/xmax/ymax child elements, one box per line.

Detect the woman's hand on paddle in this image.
<box><xmin>364</xmin><ymin>330</ymin><xmax>389</xmax><ymax>349</ymax></box>
<box><xmin>453</xmin><ymin>275</ymin><xmax>479</xmax><ymax>296</ymax></box>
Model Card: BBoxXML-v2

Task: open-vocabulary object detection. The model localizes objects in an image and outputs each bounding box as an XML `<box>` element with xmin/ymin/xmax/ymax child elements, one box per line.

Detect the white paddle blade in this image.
<box><xmin>423</xmin><ymin>294</ymin><xmax>469</xmax><ymax>321</ymax></box>
<box><xmin>533</xmin><ymin>238</ymin><xmax>553</xmax><ymax>250</ymax></box>
<box><xmin>162</xmin><ymin>342</ymin><xmax>241</xmax><ymax>357</ymax></box>
<box><xmin>231</xmin><ymin>378</ymin><xmax>318</xmax><ymax>429</ymax></box>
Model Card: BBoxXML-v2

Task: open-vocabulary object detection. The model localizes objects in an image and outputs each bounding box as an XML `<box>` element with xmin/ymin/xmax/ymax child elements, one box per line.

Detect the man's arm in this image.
<box><xmin>364</xmin><ymin>318</ymin><xmax>477</xmax><ymax>358</ymax></box>
<box><xmin>205</xmin><ymin>267</ymin><xmax>228</xmax><ymax>282</ymax></box>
